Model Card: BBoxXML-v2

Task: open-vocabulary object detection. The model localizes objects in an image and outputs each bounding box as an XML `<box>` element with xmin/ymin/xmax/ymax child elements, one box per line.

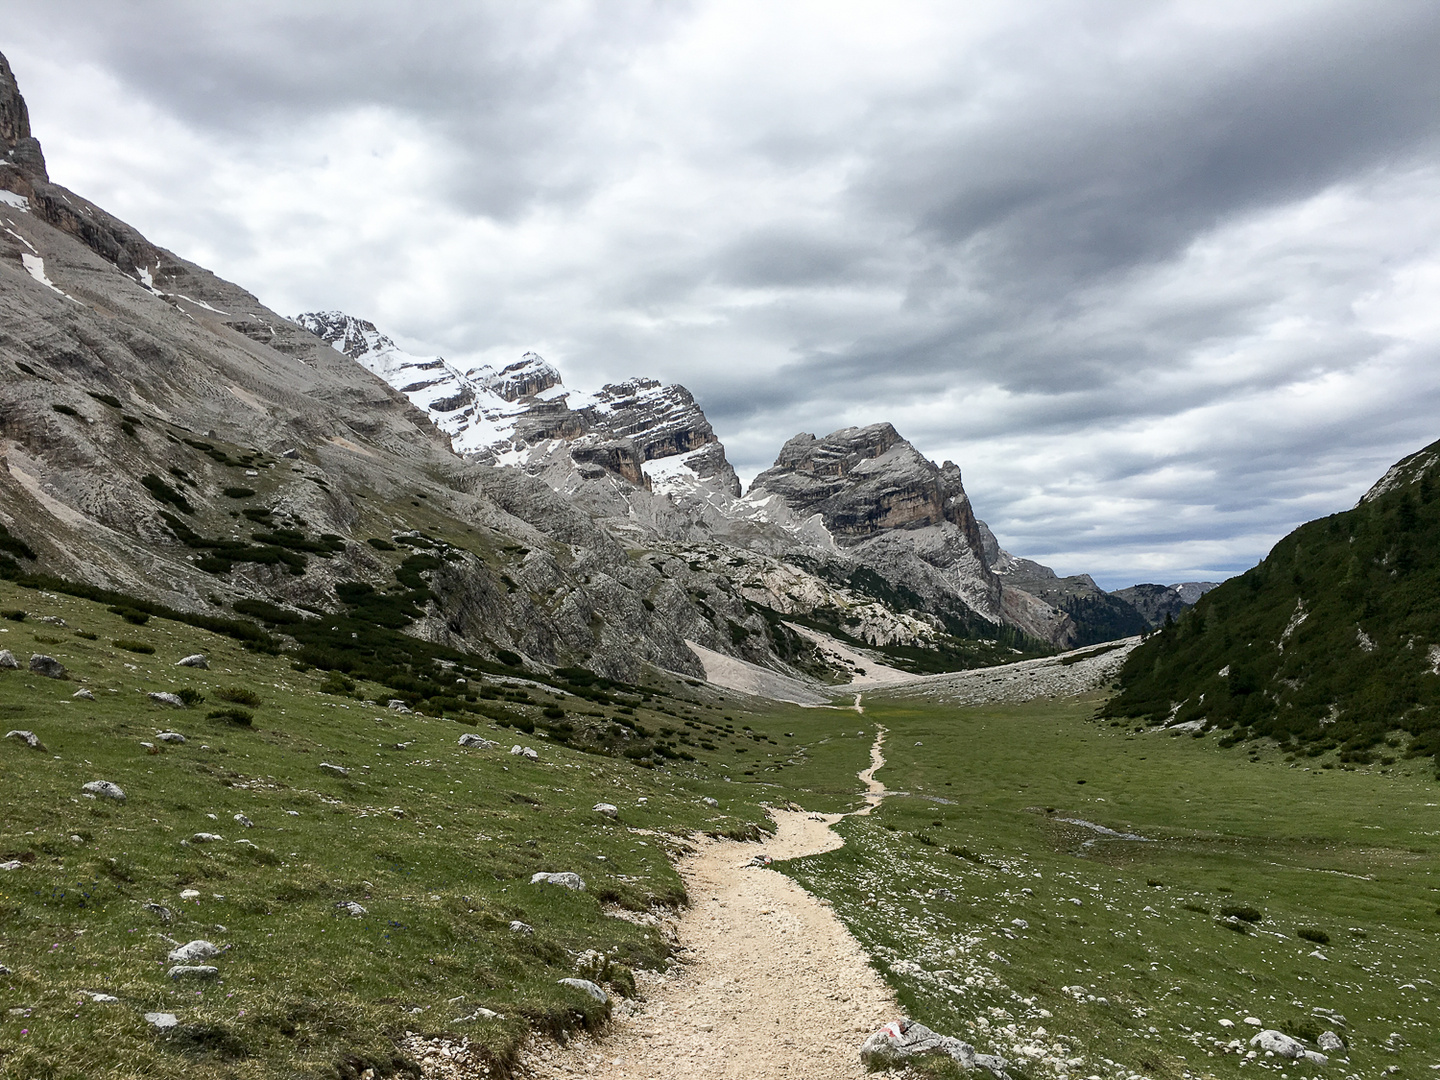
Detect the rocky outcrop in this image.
<box><xmin>1111</xmin><ymin>582</ymin><xmax>1219</xmax><ymax>629</ymax></box>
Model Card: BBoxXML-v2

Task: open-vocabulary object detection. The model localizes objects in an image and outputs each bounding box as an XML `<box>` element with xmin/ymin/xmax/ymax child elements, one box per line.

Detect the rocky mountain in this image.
<box><xmin>1104</xmin><ymin>436</ymin><xmax>1440</xmax><ymax>768</ymax></box>
<box><xmin>1111</xmin><ymin>581</ymin><xmax>1219</xmax><ymax>629</ymax></box>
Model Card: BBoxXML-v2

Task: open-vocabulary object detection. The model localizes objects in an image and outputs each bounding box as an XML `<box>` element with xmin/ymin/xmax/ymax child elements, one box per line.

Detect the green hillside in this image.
<box><xmin>1104</xmin><ymin>437</ymin><xmax>1440</xmax><ymax>770</ymax></box>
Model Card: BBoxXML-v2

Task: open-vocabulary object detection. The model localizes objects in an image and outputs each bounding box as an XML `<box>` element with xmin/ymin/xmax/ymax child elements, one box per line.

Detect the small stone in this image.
<box><xmin>167</xmin><ymin>940</ymin><xmax>219</xmax><ymax>963</ymax></box>
<box><xmin>81</xmin><ymin>780</ymin><xmax>125</xmax><ymax>801</ymax></box>
<box><xmin>458</xmin><ymin>733</ymin><xmax>498</xmax><ymax>749</ymax></box>
<box><xmin>1</xmin><ymin>860</ymin><xmax>22</xmax><ymax>871</ymax></box>
<box><xmin>179</xmin><ymin>889</ymin><xmax>200</xmax><ymax>899</ymax></box>
<box><xmin>387</xmin><ymin>699</ymin><xmax>413</xmax><ymax>713</ymax></box>
<box><xmin>510</xmin><ymin>745</ymin><xmax>538</xmax><ymax>759</ymax></box>
<box><xmin>702</xmin><ymin>797</ymin><xmax>719</xmax><ymax>807</ymax></box>
<box><xmin>1243</xmin><ymin>1017</ymin><xmax>1262</xmax><ymax>1026</ymax></box>
<box><xmin>156</xmin><ymin>731</ymin><xmax>186</xmax><ymax>744</ymax></box>
<box><xmin>1011</xmin><ymin>918</ymin><xmax>1028</xmax><ymax>929</ymax></box>
<box><xmin>143</xmin><ymin>902</ymin><xmax>174</xmax><ymax>922</ymax></box>
<box><xmin>509</xmin><ymin>920</ymin><xmax>534</xmax><ymax>934</ymax></box>
<box><xmin>5</xmin><ymin>729</ymin><xmax>44</xmax><ymax>750</ymax></box>
<box><xmin>145</xmin><ymin>1011</ymin><xmax>179</xmax><ymax>1029</ymax></box>
<box><xmin>1317</xmin><ymin>1031</ymin><xmax>1345</xmax><ymax>1052</ymax></box>
<box><xmin>1219</xmin><ymin>1019</ymin><xmax>1234</xmax><ymax>1028</ymax></box>
<box><xmin>336</xmin><ymin>900</ymin><xmax>367</xmax><ymax>917</ymax></box>
<box><xmin>84</xmin><ymin>991</ymin><xmax>117</xmax><ymax>1002</ymax></box>
<box><xmin>73</xmin><ymin>688</ymin><xmax>95</xmax><ymax>700</ymax></box>
<box><xmin>167</xmin><ymin>964</ymin><xmax>218</xmax><ymax>980</ymax></box>
<box><xmin>188</xmin><ymin>833</ymin><xmax>224</xmax><ymax>844</ymax></box>
<box><xmin>319</xmin><ymin>762</ymin><xmax>349</xmax><ymax>777</ymax></box>
<box><xmin>453</xmin><ymin>1006</ymin><xmax>502</xmax><ymax>1023</ymax></box>
<box><xmin>558</xmin><ymin>977</ymin><xmax>608</xmax><ymax>1004</ymax></box>
<box><xmin>531</xmin><ymin>871</ymin><xmax>586</xmax><ymax>890</ymax></box>
<box><xmin>176</xmin><ymin>654</ymin><xmax>209</xmax><ymax>669</ymax></box>
<box><xmin>233</xmin><ymin>813</ymin><xmax>253</xmax><ymax>828</ymax></box>
<box><xmin>593</xmin><ymin>802</ymin><xmax>619</xmax><ymax>818</ymax></box>
<box><xmin>29</xmin><ymin>654</ymin><xmax>66</xmax><ymax>679</ymax></box>
<box><xmin>0</xmin><ymin>649</ymin><xmax>18</xmax><ymax>668</ymax></box>
<box><xmin>148</xmin><ymin>692</ymin><xmax>185</xmax><ymax>708</ymax></box>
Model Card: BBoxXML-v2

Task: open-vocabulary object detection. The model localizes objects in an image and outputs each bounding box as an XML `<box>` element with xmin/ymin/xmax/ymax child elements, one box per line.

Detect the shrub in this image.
<box><xmin>206</xmin><ymin>708</ymin><xmax>254</xmax><ymax>726</ymax></box>
<box><xmin>74</xmin><ymin>630</ymin><xmax>97</xmax><ymax>640</ymax></box>
<box><xmin>86</xmin><ymin>391</ymin><xmax>122</xmax><ymax>409</ymax></box>
<box><xmin>1219</xmin><ymin>904</ymin><xmax>1262</xmax><ymax>923</ymax></box>
<box><xmin>175</xmin><ymin>688</ymin><xmax>206</xmax><ymax>707</ymax></box>
<box><xmin>1297</xmin><ymin>927</ymin><xmax>1330</xmax><ymax>945</ymax></box>
<box><xmin>1182</xmin><ymin>903</ymin><xmax>1211</xmax><ymax>915</ymax></box>
<box><xmin>1279</xmin><ymin>1018</ymin><xmax>1322</xmax><ymax>1043</ymax></box>
<box><xmin>216</xmin><ymin>685</ymin><xmax>262</xmax><ymax>707</ymax></box>
<box><xmin>366</xmin><ymin>537</ymin><xmax>397</xmax><ymax>551</ymax></box>
<box><xmin>114</xmin><ymin>639</ymin><xmax>155</xmax><ymax>654</ymax></box>
<box><xmin>222</xmin><ymin>487</ymin><xmax>256</xmax><ymax>498</ymax></box>
<box><xmin>1</xmin><ymin>609</ymin><xmax>25</xmax><ymax>621</ymax></box>
<box><xmin>51</xmin><ymin>403</ymin><xmax>81</xmax><ymax>418</ymax></box>
<box><xmin>140</xmin><ymin>473</ymin><xmax>194</xmax><ymax>514</ymax></box>
<box><xmin>495</xmin><ymin>649</ymin><xmax>522</xmax><ymax>667</ymax></box>
<box><xmin>542</xmin><ymin>706</ymin><xmax>565</xmax><ymax>720</ymax></box>
<box><xmin>108</xmin><ymin>605</ymin><xmax>150</xmax><ymax>625</ymax></box>
<box><xmin>319</xmin><ymin>671</ymin><xmax>355</xmax><ymax>695</ymax></box>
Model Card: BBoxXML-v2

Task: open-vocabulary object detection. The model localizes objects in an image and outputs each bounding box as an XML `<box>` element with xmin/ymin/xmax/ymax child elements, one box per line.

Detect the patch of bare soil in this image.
<box><xmin>515</xmin><ymin>731</ymin><xmax>897</xmax><ymax>1080</ymax></box>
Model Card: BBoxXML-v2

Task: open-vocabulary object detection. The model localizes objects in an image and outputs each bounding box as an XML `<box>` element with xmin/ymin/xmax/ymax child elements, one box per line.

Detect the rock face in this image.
<box><xmin>1111</xmin><ymin>582</ymin><xmax>1219</xmax><ymax>629</ymax></box>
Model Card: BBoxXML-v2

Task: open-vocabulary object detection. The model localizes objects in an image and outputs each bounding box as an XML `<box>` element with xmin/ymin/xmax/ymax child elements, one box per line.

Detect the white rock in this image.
<box><xmin>176</xmin><ymin>654</ymin><xmax>209</xmax><ymax>669</ymax></box>
<box><xmin>387</xmin><ymin>699</ymin><xmax>413</xmax><ymax>713</ymax></box>
<box><xmin>29</xmin><ymin>654</ymin><xmax>65</xmax><ymax>678</ymax></box>
<box><xmin>509</xmin><ymin>920</ymin><xmax>534</xmax><ymax>934</ymax></box>
<box><xmin>156</xmin><ymin>731</ymin><xmax>186</xmax><ymax>744</ymax></box>
<box><xmin>233</xmin><ymin>813</ymin><xmax>253</xmax><ymax>827</ymax></box>
<box><xmin>1</xmin><ymin>860</ymin><xmax>23</xmax><ymax>871</ymax></box>
<box><xmin>510</xmin><ymin>744</ymin><xmax>539</xmax><ymax>759</ymax></box>
<box><xmin>453</xmin><ymin>1007</ymin><xmax>502</xmax><ymax>1023</ymax></box>
<box><xmin>145</xmin><ymin>1011</ymin><xmax>179</xmax><ymax>1029</ymax></box>
<box><xmin>558</xmin><ymin>977</ymin><xmax>608</xmax><ymax>1004</ymax></box>
<box><xmin>1309</xmin><ymin>949</ymin><xmax>1328</xmax><ymax>960</ymax></box>
<box><xmin>336</xmin><ymin>900</ymin><xmax>367</xmax><ymax>917</ymax></box>
<box><xmin>1317</xmin><ymin>1031</ymin><xmax>1345</xmax><ymax>1052</ymax></box>
<box><xmin>1249</xmin><ymin>1030</ymin><xmax>1323</xmax><ymax>1064</ymax></box>
<box><xmin>179</xmin><ymin>889</ymin><xmax>200</xmax><ymax>899</ymax></box>
<box><xmin>72</xmin><ymin>688</ymin><xmax>94</xmax><ymax>700</ymax></box>
<box><xmin>458</xmin><ymin>733</ymin><xmax>498</xmax><ymax>749</ymax></box>
<box><xmin>0</xmin><ymin>649</ymin><xmax>18</xmax><ymax>669</ymax></box>
<box><xmin>167</xmin><ymin>940</ymin><xmax>219</xmax><ymax>963</ymax></box>
<box><xmin>81</xmin><ymin>780</ymin><xmax>125</xmax><ymax>802</ymax></box>
<box><xmin>702</xmin><ymin>797</ymin><xmax>719</xmax><ymax>807</ymax></box>
<box><xmin>188</xmin><ymin>833</ymin><xmax>224</xmax><ymax>844</ymax></box>
<box><xmin>148</xmin><ymin>692</ymin><xmax>186</xmax><ymax>708</ymax></box>
<box><xmin>5</xmin><ymin>729</ymin><xmax>43</xmax><ymax>749</ymax></box>
<box><xmin>1219</xmin><ymin>1019</ymin><xmax>1234</xmax><ymax>1028</ymax></box>
<box><xmin>593</xmin><ymin>803</ymin><xmax>619</xmax><ymax>818</ymax></box>
<box><xmin>531</xmin><ymin>871</ymin><xmax>586</xmax><ymax>890</ymax></box>
<box><xmin>1243</xmin><ymin>1017</ymin><xmax>1262</xmax><ymax>1026</ymax></box>
<box><xmin>84</xmin><ymin>991</ymin><xmax>117</xmax><ymax>1002</ymax></box>
<box><xmin>319</xmin><ymin>762</ymin><xmax>349</xmax><ymax>777</ymax></box>
<box><xmin>167</xmin><ymin>964</ymin><xmax>218</xmax><ymax>980</ymax></box>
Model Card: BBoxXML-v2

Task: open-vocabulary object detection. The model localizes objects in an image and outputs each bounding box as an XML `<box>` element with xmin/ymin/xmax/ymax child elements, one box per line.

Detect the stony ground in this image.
<box><xmin>885</xmin><ymin>639</ymin><xmax>1138</xmax><ymax>706</ymax></box>
<box><xmin>514</xmin><ymin>739</ymin><xmax>899</xmax><ymax>1080</ymax></box>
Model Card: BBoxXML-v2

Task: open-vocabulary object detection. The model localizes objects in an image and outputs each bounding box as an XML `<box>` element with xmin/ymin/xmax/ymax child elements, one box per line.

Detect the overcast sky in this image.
<box><xmin>7</xmin><ymin>2</ymin><xmax>1440</xmax><ymax>589</ymax></box>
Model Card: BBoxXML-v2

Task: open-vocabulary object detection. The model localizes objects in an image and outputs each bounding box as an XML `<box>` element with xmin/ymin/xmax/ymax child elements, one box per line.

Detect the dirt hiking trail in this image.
<box><xmin>520</xmin><ymin>727</ymin><xmax>896</xmax><ymax>1080</ymax></box>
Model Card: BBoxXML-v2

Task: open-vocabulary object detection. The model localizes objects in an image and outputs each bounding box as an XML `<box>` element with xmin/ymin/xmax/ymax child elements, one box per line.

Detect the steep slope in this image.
<box><xmin>1105</xmin><ymin>437</ymin><xmax>1440</xmax><ymax>768</ymax></box>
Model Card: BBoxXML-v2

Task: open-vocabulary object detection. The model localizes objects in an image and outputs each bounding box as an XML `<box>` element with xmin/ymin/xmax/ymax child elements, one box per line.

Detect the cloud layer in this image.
<box><xmin>7</xmin><ymin>1</ymin><xmax>1440</xmax><ymax>588</ymax></box>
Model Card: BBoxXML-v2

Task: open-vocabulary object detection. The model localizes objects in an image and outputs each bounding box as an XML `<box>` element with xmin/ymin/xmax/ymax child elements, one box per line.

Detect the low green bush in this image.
<box><xmin>114</xmin><ymin>639</ymin><xmax>155</xmax><ymax>654</ymax></box>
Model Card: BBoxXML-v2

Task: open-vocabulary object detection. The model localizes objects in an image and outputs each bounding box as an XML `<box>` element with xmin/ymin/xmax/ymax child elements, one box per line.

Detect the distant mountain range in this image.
<box><xmin>1</xmin><ymin>49</ymin><xmax>1210</xmax><ymax>699</ymax></box>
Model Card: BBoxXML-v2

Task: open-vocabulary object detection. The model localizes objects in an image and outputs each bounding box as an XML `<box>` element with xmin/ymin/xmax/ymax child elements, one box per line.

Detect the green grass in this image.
<box><xmin>0</xmin><ymin>582</ymin><xmax>871</xmax><ymax>1078</ymax></box>
<box><xmin>781</xmin><ymin>695</ymin><xmax>1440</xmax><ymax>1079</ymax></box>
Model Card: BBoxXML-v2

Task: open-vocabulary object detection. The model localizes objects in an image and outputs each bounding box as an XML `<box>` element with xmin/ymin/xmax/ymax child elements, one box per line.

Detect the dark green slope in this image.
<box><xmin>1105</xmin><ymin>437</ymin><xmax>1440</xmax><ymax>769</ymax></box>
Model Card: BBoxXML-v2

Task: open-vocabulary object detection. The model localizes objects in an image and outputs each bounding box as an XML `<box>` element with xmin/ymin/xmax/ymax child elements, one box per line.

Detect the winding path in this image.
<box><xmin>520</xmin><ymin>729</ymin><xmax>894</xmax><ymax>1080</ymax></box>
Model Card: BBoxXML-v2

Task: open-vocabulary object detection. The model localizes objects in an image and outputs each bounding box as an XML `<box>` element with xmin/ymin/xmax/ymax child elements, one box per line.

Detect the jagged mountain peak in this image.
<box><xmin>294</xmin><ymin>310</ymin><xmax>397</xmax><ymax>360</ymax></box>
<box><xmin>0</xmin><ymin>50</ymin><xmax>44</xmax><ymax>179</ymax></box>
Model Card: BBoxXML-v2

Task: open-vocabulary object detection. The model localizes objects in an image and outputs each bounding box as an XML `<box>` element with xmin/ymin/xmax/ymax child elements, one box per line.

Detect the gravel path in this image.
<box><xmin>518</xmin><ymin>731</ymin><xmax>898</xmax><ymax>1080</ymax></box>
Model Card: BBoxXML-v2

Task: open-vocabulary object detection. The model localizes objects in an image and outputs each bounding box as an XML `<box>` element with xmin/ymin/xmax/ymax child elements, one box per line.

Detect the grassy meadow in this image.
<box><xmin>783</xmin><ymin>695</ymin><xmax>1440</xmax><ymax>1079</ymax></box>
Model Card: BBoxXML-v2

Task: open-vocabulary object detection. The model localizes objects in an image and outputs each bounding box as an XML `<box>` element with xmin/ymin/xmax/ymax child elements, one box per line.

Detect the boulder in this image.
<box><xmin>0</xmin><ymin>649</ymin><xmax>19</xmax><ymax>669</ymax></box>
<box><xmin>144</xmin><ymin>1012</ymin><xmax>179</xmax><ymax>1029</ymax></box>
<box><xmin>336</xmin><ymin>900</ymin><xmax>367</xmax><ymax>917</ymax></box>
<box><xmin>558</xmin><ymin>977</ymin><xmax>608</xmax><ymax>1004</ymax></box>
<box><xmin>458</xmin><ymin>733</ymin><xmax>498</xmax><ymax>749</ymax></box>
<box><xmin>1317</xmin><ymin>1031</ymin><xmax>1345</xmax><ymax>1052</ymax></box>
<box><xmin>5</xmin><ymin>729</ymin><xmax>44</xmax><ymax>750</ymax></box>
<box><xmin>319</xmin><ymin>762</ymin><xmax>349</xmax><ymax>778</ymax></box>
<box><xmin>29</xmin><ymin>653</ymin><xmax>65</xmax><ymax>678</ymax></box>
<box><xmin>860</xmin><ymin>1019</ymin><xmax>1011</xmax><ymax>1079</ymax></box>
<box><xmin>187</xmin><ymin>833</ymin><xmax>224</xmax><ymax>844</ymax></box>
<box><xmin>142</xmin><ymin>902</ymin><xmax>174</xmax><ymax>923</ymax></box>
<box><xmin>167</xmin><ymin>940</ymin><xmax>219</xmax><ymax>963</ymax></box>
<box><xmin>176</xmin><ymin>654</ymin><xmax>209</xmax><ymax>669</ymax></box>
<box><xmin>233</xmin><ymin>813</ymin><xmax>253</xmax><ymax>828</ymax></box>
<box><xmin>531</xmin><ymin>871</ymin><xmax>586</xmax><ymax>890</ymax></box>
<box><xmin>148</xmin><ymin>692</ymin><xmax>185</xmax><ymax>708</ymax></box>
<box><xmin>593</xmin><ymin>802</ymin><xmax>619</xmax><ymax>818</ymax></box>
<box><xmin>387</xmin><ymin>699</ymin><xmax>413</xmax><ymax>713</ymax></box>
<box><xmin>156</xmin><ymin>731</ymin><xmax>186</xmax><ymax>744</ymax></box>
<box><xmin>73</xmin><ymin>688</ymin><xmax>94</xmax><ymax>700</ymax></box>
<box><xmin>1249</xmin><ymin>1030</ymin><xmax>1327</xmax><ymax>1065</ymax></box>
<box><xmin>167</xmin><ymin>965</ymin><xmax>218</xmax><ymax>980</ymax></box>
<box><xmin>510</xmin><ymin>745</ymin><xmax>539</xmax><ymax>759</ymax></box>
<box><xmin>509</xmin><ymin>920</ymin><xmax>535</xmax><ymax>934</ymax></box>
<box><xmin>702</xmin><ymin>796</ymin><xmax>719</xmax><ymax>807</ymax></box>
<box><xmin>81</xmin><ymin>780</ymin><xmax>125</xmax><ymax>802</ymax></box>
